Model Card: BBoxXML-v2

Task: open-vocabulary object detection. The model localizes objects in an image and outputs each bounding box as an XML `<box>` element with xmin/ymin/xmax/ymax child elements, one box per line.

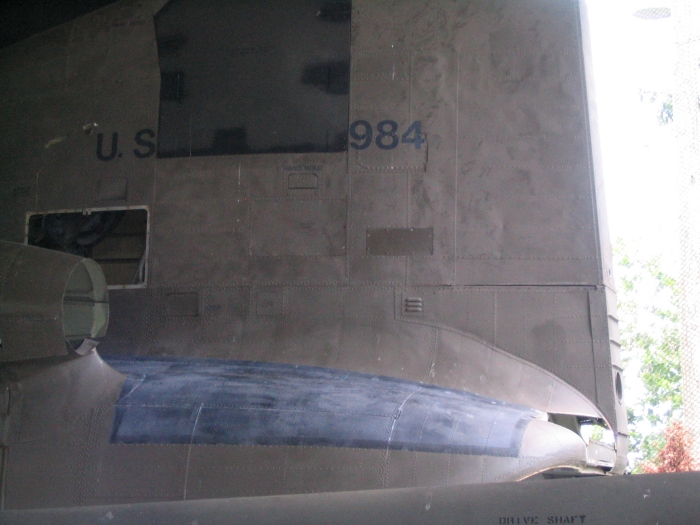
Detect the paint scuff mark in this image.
<box><xmin>44</xmin><ymin>136</ymin><xmax>67</xmax><ymax>149</ymax></box>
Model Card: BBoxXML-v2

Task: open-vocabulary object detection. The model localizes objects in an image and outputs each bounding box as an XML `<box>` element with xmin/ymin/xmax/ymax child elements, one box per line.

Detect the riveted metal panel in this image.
<box><xmin>366</xmin><ymin>228</ymin><xmax>433</xmax><ymax>256</ymax></box>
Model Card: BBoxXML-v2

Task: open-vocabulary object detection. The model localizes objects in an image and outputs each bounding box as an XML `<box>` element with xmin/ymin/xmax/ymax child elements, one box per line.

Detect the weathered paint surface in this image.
<box><xmin>2</xmin><ymin>472</ymin><xmax>700</xmax><ymax>525</ymax></box>
<box><xmin>0</xmin><ymin>0</ymin><xmax>626</xmax><ymax>510</ymax></box>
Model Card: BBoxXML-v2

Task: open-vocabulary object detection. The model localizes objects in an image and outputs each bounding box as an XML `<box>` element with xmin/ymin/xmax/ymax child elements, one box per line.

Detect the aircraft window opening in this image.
<box><xmin>615</xmin><ymin>371</ymin><xmax>624</xmax><ymax>402</ymax></box>
<box><xmin>25</xmin><ymin>207</ymin><xmax>149</xmax><ymax>290</ymax></box>
<box><xmin>154</xmin><ymin>0</ymin><xmax>351</xmax><ymax>158</ymax></box>
<box><xmin>578</xmin><ymin>418</ymin><xmax>616</xmax><ymax>448</ymax></box>
<box><xmin>548</xmin><ymin>414</ymin><xmax>581</xmax><ymax>436</ymax></box>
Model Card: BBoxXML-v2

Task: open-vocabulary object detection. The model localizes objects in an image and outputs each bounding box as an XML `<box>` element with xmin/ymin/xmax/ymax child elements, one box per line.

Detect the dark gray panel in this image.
<box><xmin>97</xmin><ymin>288</ymin><xmax>150</xmax><ymax>355</ymax></box>
<box><xmin>255</xmin><ymin>291</ymin><xmax>283</xmax><ymax>317</ymax></box>
<box><xmin>204</xmin><ymin>289</ymin><xmax>246</xmax><ymax>319</ymax></box>
<box><xmin>166</xmin><ymin>292</ymin><xmax>199</xmax><ymax>317</ymax></box>
<box><xmin>154</xmin><ymin>0</ymin><xmax>350</xmax><ymax>157</ymax></box>
<box><xmin>366</xmin><ymin>228</ymin><xmax>433</xmax><ymax>256</ymax></box>
<box><xmin>288</xmin><ymin>173</ymin><xmax>318</xmax><ymax>189</ymax></box>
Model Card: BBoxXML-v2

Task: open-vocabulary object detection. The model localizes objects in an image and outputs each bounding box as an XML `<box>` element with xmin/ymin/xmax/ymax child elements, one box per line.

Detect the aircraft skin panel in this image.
<box><xmin>3</xmin><ymin>472</ymin><xmax>699</xmax><ymax>525</ymax></box>
<box><xmin>1</xmin><ymin>353</ymin><xmax>587</xmax><ymax>509</ymax></box>
<box><xmin>101</xmin><ymin>287</ymin><xmax>603</xmax><ymax>418</ymax></box>
<box><xmin>0</xmin><ymin>1</ymin><xmax>159</xmax><ymax>239</ymax></box>
<box><xmin>106</xmin><ymin>356</ymin><xmax>539</xmax><ymax>455</ymax></box>
<box><xmin>0</xmin><ymin>0</ymin><xmax>628</xmax><ymax>510</ymax></box>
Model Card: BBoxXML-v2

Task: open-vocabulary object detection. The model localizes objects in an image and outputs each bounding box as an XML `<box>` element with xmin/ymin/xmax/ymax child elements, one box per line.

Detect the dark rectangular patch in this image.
<box><xmin>12</xmin><ymin>186</ymin><xmax>31</xmax><ymax>198</ymax></box>
<box><xmin>366</xmin><ymin>228</ymin><xmax>433</xmax><ymax>256</ymax></box>
<box><xmin>167</xmin><ymin>292</ymin><xmax>199</xmax><ymax>316</ymax></box>
<box><xmin>288</xmin><ymin>173</ymin><xmax>318</xmax><ymax>189</ymax></box>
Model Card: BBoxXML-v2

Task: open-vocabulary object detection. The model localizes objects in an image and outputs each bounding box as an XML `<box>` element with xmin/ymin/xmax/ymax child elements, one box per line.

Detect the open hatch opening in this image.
<box><xmin>26</xmin><ymin>207</ymin><xmax>149</xmax><ymax>289</ymax></box>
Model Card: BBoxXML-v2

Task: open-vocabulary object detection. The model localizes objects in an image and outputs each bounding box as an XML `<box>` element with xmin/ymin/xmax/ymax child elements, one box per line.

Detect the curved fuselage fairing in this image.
<box><xmin>0</xmin><ymin>0</ymin><xmax>625</xmax><ymax>510</ymax></box>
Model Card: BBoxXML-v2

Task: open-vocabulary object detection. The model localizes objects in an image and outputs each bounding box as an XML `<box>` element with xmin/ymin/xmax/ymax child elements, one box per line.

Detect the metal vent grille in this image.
<box><xmin>403</xmin><ymin>296</ymin><xmax>424</xmax><ymax>315</ymax></box>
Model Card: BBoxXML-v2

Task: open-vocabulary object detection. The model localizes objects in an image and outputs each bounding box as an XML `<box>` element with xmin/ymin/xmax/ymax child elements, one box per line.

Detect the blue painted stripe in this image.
<box><xmin>104</xmin><ymin>356</ymin><xmax>540</xmax><ymax>457</ymax></box>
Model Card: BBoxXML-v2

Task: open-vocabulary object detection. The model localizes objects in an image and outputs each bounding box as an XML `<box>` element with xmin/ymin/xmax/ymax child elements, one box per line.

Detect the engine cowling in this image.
<box><xmin>0</xmin><ymin>241</ymin><xmax>109</xmax><ymax>362</ymax></box>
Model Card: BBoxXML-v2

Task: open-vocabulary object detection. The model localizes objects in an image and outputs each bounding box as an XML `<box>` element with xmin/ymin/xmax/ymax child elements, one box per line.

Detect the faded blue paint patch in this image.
<box><xmin>104</xmin><ymin>356</ymin><xmax>540</xmax><ymax>457</ymax></box>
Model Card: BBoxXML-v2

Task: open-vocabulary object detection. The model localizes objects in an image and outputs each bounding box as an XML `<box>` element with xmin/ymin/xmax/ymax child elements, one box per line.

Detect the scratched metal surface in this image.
<box><xmin>5</xmin><ymin>472</ymin><xmax>700</xmax><ymax>525</ymax></box>
<box><xmin>0</xmin><ymin>0</ymin><xmax>626</xmax><ymax>509</ymax></box>
<box><xmin>106</xmin><ymin>356</ymin><xmax>539</xmax><ymax>455</ymax></box>
<box><xmin>3</xmin><ymin>473</ymin><xmax>700</xmax><ymax>525</ymax></box>
<box><xmin>1</xmin><ymin>351</ymin><xmax>587</xmax><ymax>508</ymax></box>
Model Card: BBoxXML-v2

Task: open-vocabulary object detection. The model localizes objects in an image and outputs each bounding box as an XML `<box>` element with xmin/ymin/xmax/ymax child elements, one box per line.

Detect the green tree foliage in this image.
<box><xmin>639</xmin><ymin>90</ymin><xmax>673</xmax><ymax>125</ymax></box>
<box><xmin>639</xmin><ymin>420</ymin><xmax>697</xmax><ymax>473</ymax></box>
<box><xmin>614</xmin><ymin>241</ymin><xmax>682</xmax><ymax>472</ymax></box>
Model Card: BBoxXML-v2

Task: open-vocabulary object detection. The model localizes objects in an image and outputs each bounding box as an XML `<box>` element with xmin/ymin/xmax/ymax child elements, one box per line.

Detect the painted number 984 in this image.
<box><xmin>349</xmin><ymin>120</ymin><xmax>424</xmax><ymax>151</ymax></box>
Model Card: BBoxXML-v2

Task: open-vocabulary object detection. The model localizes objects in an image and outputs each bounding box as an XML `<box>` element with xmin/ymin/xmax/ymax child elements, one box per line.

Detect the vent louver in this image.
<box><xmin>403</xmin><ymin>296</ymin><xmax>424</xmax><ymax>315</ymax></box>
